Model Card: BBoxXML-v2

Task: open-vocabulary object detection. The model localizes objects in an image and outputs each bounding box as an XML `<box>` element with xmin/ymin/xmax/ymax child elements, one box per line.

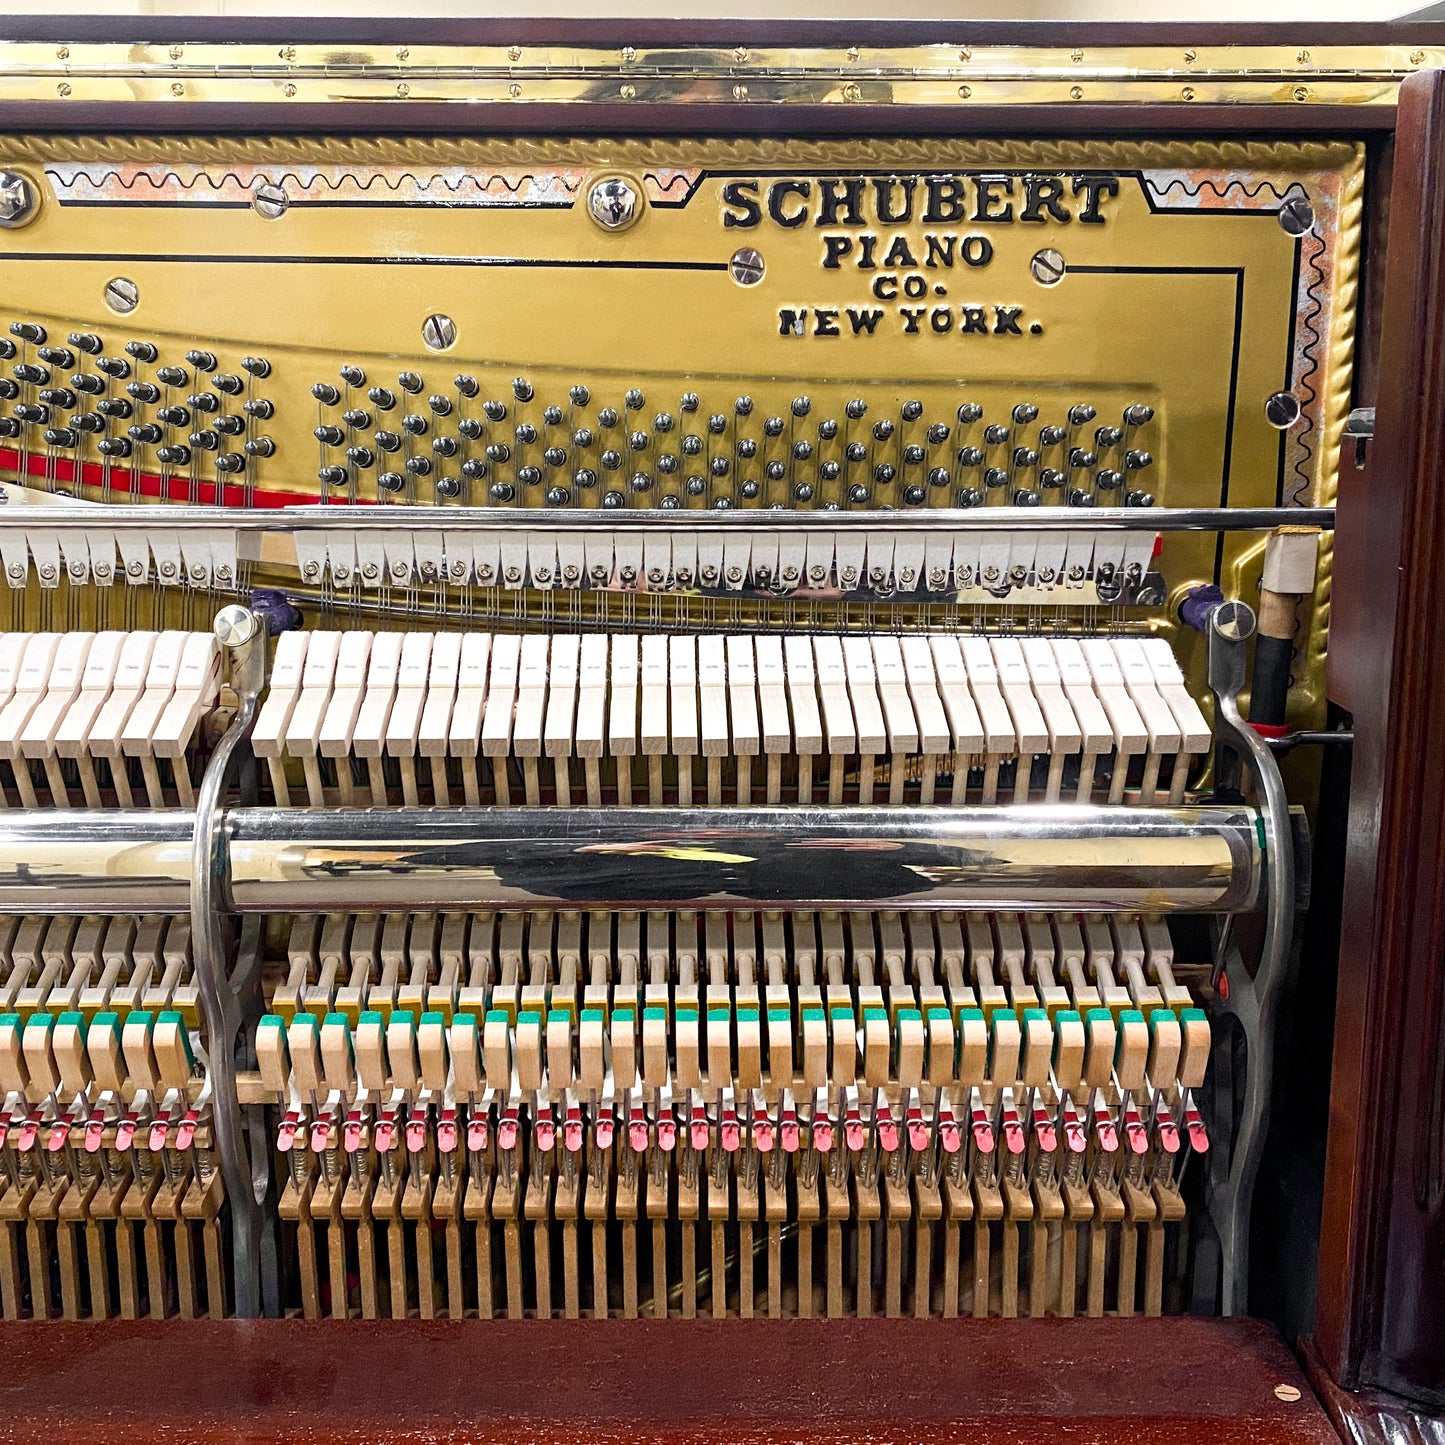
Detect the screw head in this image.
<box><xmin>1265</xmin><ymin>390</ymin><xmax>1302</xmax><ymax>428</ymax></box>
<box><xmin>730</xmin><ymin>247</ymin><xmax>765</xmax><ymax>286</ymax></box>
<box><xmin>422</xmin><ymin>312</ymin><xmax>457</xmax><ymax>351</ymax></box>
<box><xmin>508</xmin><ymin>45</ymin><xmax>522</xmax><ymax>61</ymax></box>
<box><xmin>1278</xmin><ymin>194</ymin><xmax>1315</xmax><ymax>236</ymax></box>
<box><xmin>0</xmin><ymin>171</ymin><xmax>38</xmax><ymax>229</ymax></box>
<box><xmin>1030</xmin><ymin>247</ymin><xmax>1066</xmax><ymax>286</ymax></box>
<box><xmin>252</xmin><ymin>182</ymin><xmax>288</xmax><ymax>220</ymax></box>
<box><xmin>214</xmin><ymin>604</ymin><xmax>258</xmax><ymax>648</ymax></box>
<box><xmin>104</xmin><ymin>277</ymin><xmax>139</xmax><ymax>314</ymax></box>
<box><xmin>842</xmin><ymin>82</ymin><xmax>862</xmax><ymax>102</ymax></box>
<box><xmin>587</xmin><ymin>176</ymin><xmax>641</xmax><ymax>232</ymax></box>
<box><xmin>1274</xmin><ymin>1385</ymin><xmax>1302</xmax><ymax>1404</ymax></box>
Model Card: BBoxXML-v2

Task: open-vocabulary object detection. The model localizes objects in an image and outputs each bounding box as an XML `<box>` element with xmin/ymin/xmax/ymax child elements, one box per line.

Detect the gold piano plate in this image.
<box><xmin>0</xmin><ymin>135</ymin><xmax>1360</xmax><ymax>725</ymax></box>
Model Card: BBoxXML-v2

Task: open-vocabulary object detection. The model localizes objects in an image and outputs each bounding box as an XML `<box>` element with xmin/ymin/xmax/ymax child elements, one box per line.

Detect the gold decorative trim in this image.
<box><xmin>0</xmin><ymin>42</ymin><xmax>1437</xmax><ymax>109</ymax></box>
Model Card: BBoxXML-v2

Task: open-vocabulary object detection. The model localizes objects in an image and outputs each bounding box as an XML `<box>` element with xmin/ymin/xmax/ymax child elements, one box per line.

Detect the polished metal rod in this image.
<box><xmin>223</xmin><ymin>804</ymin><xmax>1261</xmax><ymax>913</ymax></box>
<box><xmin>0</xmin><ymin>804</ymin><xmax>1262</xmax><ymax>915</ymax></box>
<box><xmin>0</xmin><ymin>503</ymin><xmax>1334</xmax><ymax>535</ymax></box>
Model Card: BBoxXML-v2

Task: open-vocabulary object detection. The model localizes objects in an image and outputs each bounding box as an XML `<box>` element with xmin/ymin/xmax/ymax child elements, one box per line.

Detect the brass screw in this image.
<box><xmin>56</xmin><ymin>82</ymin><xmax>71</xmax><ymax>97</ymax></box>
<box><xmin>1184</xmin><ymin>48</ymin><xmax>1197</xmax><ymax>63</ymax></box>
<box><xmin>843</xmin><ymin>81</ymin><xmax>862</xmax><ymax>101</ymax></box>
<box><xmin>283</xmin><ymin>82</ymin><xmax>297</xmax><ymax>98</ymax></box>
<box><xmin>960</xmin><ymin>46</ymin><xmax>972</xmax><ymax>61</ymax></box>
<box><xmin>619</xmin><ymin>82</ymin><xmax>636</xmax><ymax>99</ymax></box>
<box><xmin>1070</xmin><ymin>85</ymin><xmax>1084</xmax><ymax>100</ymax></box>
<box><xmin>1293</xmin><ymin>84</ymin><xmax>1309</xmax><ymax>101</ymax></box>
<box><xmin>1182</xmin><ymin>85</ymin><xmax>1195</xmax><ymax>101</ymax></box>
<box><xmin>622</xmin><ymin>45</ymin><xmax>636</xmax><ymax>63</ymax></box>
<box><xmin>1274</xmin><ymin>1385</ymin><xmax>1302</xmax><ymax>1404</ymax></box>
<box><xmin>56</xmin><ymin>45</ymin><xmax>69</xmax><ymax>60</ymax></box>
<box><xmin>169</xmin><ymin>45</ymin><xmax>183</xmax><ymax>60</ymax></box>
<box><xmin>508</xmin><ymin>45</ymin><xmax>522</xmax><ymax>61</ymax></box>
<box><xmin>171</xmin><ymin>81</ymin><xmax>184</xmax><ymax>96</ymax></box>
<box><xmin>846</xmin><ymin>46</ymin><xmax>860</xmax><ymax>62</ymax></box>
<box><xmin>509</xmin><ymin>82</ymin><xmax>522</xmax><ymax>98</ymax></box>
<box><xmin>396</xmin><ymin>46</ymin><xmax>409</xmax><ymax>61</ymax></box>
<box><xmin>1071</xmin><ymin>48</ymin><xmax>1084</xmax><ymax>62</ymax></box>
<box><xmin>1297</xmin><ymin>48</ymin><xmax>1310</xmax><ymax>64</ymax></box>
<box><xmin>958</xmin><ymin>84</ymin><xmax>972</xmax><ymax>98</ymax></box>
<box><xmin>1412</xmin><ymin>49</ymin><xmax>1427</xmax><ymax>64</ymax></box>
<box><xmin>397</xmin><ymin>82</ymin><xmax>410</xmax><ymax>98</ymax></box>
<box><xmin>732</xmin><ymin>83</ymin><xmax>748</xmax><ymax>100</ymax></box>
<box><xmin>734</xmin><ymin>46</ymin><xmax>749</xmax><ymax>62</ymax></box>
<box><xmin>279</xmin><ymin>46</ymin><xmax>296</xmax><ymax>62</ymax></box>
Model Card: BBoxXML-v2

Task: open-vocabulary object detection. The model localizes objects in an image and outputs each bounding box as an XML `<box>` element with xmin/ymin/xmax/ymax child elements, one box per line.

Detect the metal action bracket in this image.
<box><xmin>1204</xmin><ymin>598</ymin><xmax>1299</xmax><ymax>1316</ymax></box>
<box><xmin>190</xmin><ymin>604</ymin><xmax>269</xmax><ymax>1318</ymax></box>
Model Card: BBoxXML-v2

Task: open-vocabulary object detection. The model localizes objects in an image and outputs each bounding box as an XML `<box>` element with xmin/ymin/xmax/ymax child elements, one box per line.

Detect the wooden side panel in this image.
<box><xmin>1318</xmin><ymin>67</ymin><xmax>1445</xmax><ymax>1406</ymax></box>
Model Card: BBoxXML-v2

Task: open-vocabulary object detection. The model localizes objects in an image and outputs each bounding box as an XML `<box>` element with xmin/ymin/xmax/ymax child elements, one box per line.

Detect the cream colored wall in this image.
<box><xmin>0</xmin><ymin>0</ymin><xmax>1417</xmax><ymax>19</ymax></box>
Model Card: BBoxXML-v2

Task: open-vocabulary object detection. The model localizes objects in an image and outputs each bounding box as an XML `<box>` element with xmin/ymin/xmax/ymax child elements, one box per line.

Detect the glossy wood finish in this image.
<box><xmin>1320</xmin><ymin>67</ymin><xmax>1445</xmax><ymax>1408</ymax></box>
<box><xmin>1303</xmin><ymin>1340</ymin><xmax>1445</xmax><ymax>1445</ymax></box>
<box><xmin>0</xmin><ymin>1318</ymin><xmax>1336</xmax><ymax>1445</ymax></box>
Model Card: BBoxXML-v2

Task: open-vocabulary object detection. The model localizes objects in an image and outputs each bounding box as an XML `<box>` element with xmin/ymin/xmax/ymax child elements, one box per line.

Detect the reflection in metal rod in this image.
<box><xmin>0</xmin><ymin>803</ymin><xmax>1260</xmax><ymax>914</ymax></box>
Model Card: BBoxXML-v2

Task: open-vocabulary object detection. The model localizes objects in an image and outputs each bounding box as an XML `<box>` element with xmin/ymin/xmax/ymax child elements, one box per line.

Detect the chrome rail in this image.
<box><xmin>0</xmin><ymin>501</ymin><xmax>1334</xmax><ymax>535</ymax></box>
<box><xmin>0</xmin><ymin>801</ymin><xmax>1261</xmax><ymax>916</ymax></box>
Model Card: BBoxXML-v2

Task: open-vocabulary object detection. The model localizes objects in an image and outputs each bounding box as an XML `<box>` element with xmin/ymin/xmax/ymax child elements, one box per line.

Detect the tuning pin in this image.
<box><xmin>10</xmin><ymin>321</ymin><xmax>45</xmax><ymax>344</ymax></box>
<box><xmin>12</xmin><ymin>362</ymin><xmax>48</xmax><ymax>385</ymax></box>
<box><xmin>519</xmin><ymin>465</ymin><xmax>542</xmax><ymax>486</ymax></box>
<box><xmin>1013</xmin><ymin>488</ymin><xmax>1041</xmax><ymax>507</ymax></box>
<box><xmin>1040</xmin><ymin>468</ymin><xmax>1066</xmax><ymax>488</ymax></box>
<box><xmin>184</xmin><ymin>349</ymin><xmax>217</xmax><ymax>373</ymax></box>
<box><xmin>1012</xmin><ymin>402</ymin><xmax>1039</xmax><ymax>424</ymax></box>
<box><xmin>402</xmin><ymin>413</ymin><xmax>428</xmax><ymax>437</ymax></box>
<box><xmin>190</xmin><ymin>391</ymin><xmax>219</xmax><ymax>414</ymax></box>
<box><xmin>488</xmin><ymin>480</ymin><xmax>513</xmax><ymax>501</ymax></box>
<box><xmin>569</xmin><ymin>384</ymin><xmax>591</xmax><ymax>406</ymax></box>
<box><xmin>43</xmin><ymin>426</ymin><xmax>78</xmax><ymax>448</ymax></box>
<box><xmin>14</xmin><ymin>401</ymin><xmax>49</xmax><ymax>425</ymax></box>
<box><xmin>707</xmin><ymin>413</ymin><xmax>727</xmax><ymax>435</ymax></box>
<box><xmin>1123</xmin><ymin>403</ymin><xmax>1154</xmax><ymax>427</ymax></box>
<box><xmin>432</xmin><ymin>436</ymin><xmax>458</xmax><ymax>458</ymax></box>
<box><xmin>244</xmin><ymin>436</ymin><xmax>275</xmax><ymax>458</ymax></box>
<box><xmin>1069</xmin><ymin>489</ymin><xmax>1096</xmax><ymax>507</ymax></box>
<box><xmin>38</xmin><ymin>386</ymin><xmax>74</xmax><ymax>409</ymax></box>
<box><xmin>436</xmin><ymin>475</ymin><xmax>461</xmax><ymax>499</ymax></box>
<box><xmin>406</xmin><ymin>455</ymin><xmax>432</xmax><ymax>477</ymax></box>
<box><xmin>602</xmin><ymin>490</ymin><xmax>626</xmax><ymax>509</ymax></box>
<box><xmin>1013</xmin><ymin>446</ymin><xmax>1040</xmax><ymax>468</ymax></box>
<box><xmin>244</xmin><ymin>397</ymin><xmax>273</xmax><ymax>420</ymax></box>
<box><xmin>1126</xmin><ymin>490</ymin><xmax>1155</xmax><ymax>508</ymax></box>
<box><xmin>312</xmin><ymin>381</ymin><xmax>341</xmax><ymax>406</ymax></box>
<box><xmin>157</xmin><ymin>443</ymin><xmax>191</xmax><ymax>465</ymax></box>
<box><xmin>242</xmin><ymin>355</ymin><xmax>271</xmax><ymax>378</ymax></box>
<box><xmin>482</xmin><ymin>399</ymin><xmax>507</xmax><ymax>423</ymax></box>
<box><xmin>429</xmin><ymin>394</ymin><xmax>452</xmax><ymax>417</ymax></box>
<box><xmin>1095</xmin><ymin>425</ymin><xmax>1123</xmax><ymax>447</ymax></box>
<box><xmin>1096</xmin><ymin>469</ymin><xmax>1124</xmax><ymax>490</ymax></box>
<box><xmin>68</xmin><ymin>332</ymin><xmax>103</xmax><ymax>355</ymax></box>
<box><xmin>347</xmin><ymin>445</ymin><xmax>375</xmax><ymax>469</ymax></box>
<box><xmin>574</xmin><ymin>467</ymin><xmax>596</xmax><ymax>489</ymax></box>
<box><xmin>96</xmin><ymin>356</ymin><xmax>129</xmax><ymax>379</ymax></box>
<box><xmin>319</xmin><ymin>464</ymin><xmax>349</xmax><ymax>486</ymax></box>
<box><xmin>37</xmin><ymin>345</ymin><xmax>74</xmax><ymax>369</ymax></box>
<box><xmin>314</xmin><ymin>423</ymin><xmax>345</xmax><ymax>446</ymax></box>
<box><xmin>216</xmin><ymin>452</ymin><xmax>246</xmax><ymax>474</ymax></box>
<box><xmin>216</xmin><ymin>410</ymin><xmax>244</xmax><ymax>433</ymax></box>
<box><xmin>1039</xmin><ymin>424</ymin><xmax>1067</xmax><ymax>446</ymax></box>
<box><xmin>679</xmin><ymin>392</ymin><xmax>699</xmax><ymax>413</ymax></box>
<box><xmin>872</xmin><ymin>419</ymin><xmax>894</xmax><ymax>442</ymax></box>
<box><xmin>984</xmin><ymin>466</ymin><xmax>1009</xmax><ymax>489</ymax></box>
<box><xmin>97</xmin><ymin>436</ymin><xmax>131</xmax><ymax>457</ymax></box>
<box><xmin>156</xmin><ymin>365</ymin><xmax>188</xmax><ymax>388</ymax></box>
<box><xmin>1125</xmin><ymin>449</ymin><xmax>1153</xmax><ymax>470</ymax></box>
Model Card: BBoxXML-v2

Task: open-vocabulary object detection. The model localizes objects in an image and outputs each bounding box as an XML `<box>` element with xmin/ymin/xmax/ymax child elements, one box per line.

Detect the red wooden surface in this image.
<box><xmin>0</xmin><ymin>1317</ymin><xmax>1335</xmax><ymax>1445</ymax></box>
